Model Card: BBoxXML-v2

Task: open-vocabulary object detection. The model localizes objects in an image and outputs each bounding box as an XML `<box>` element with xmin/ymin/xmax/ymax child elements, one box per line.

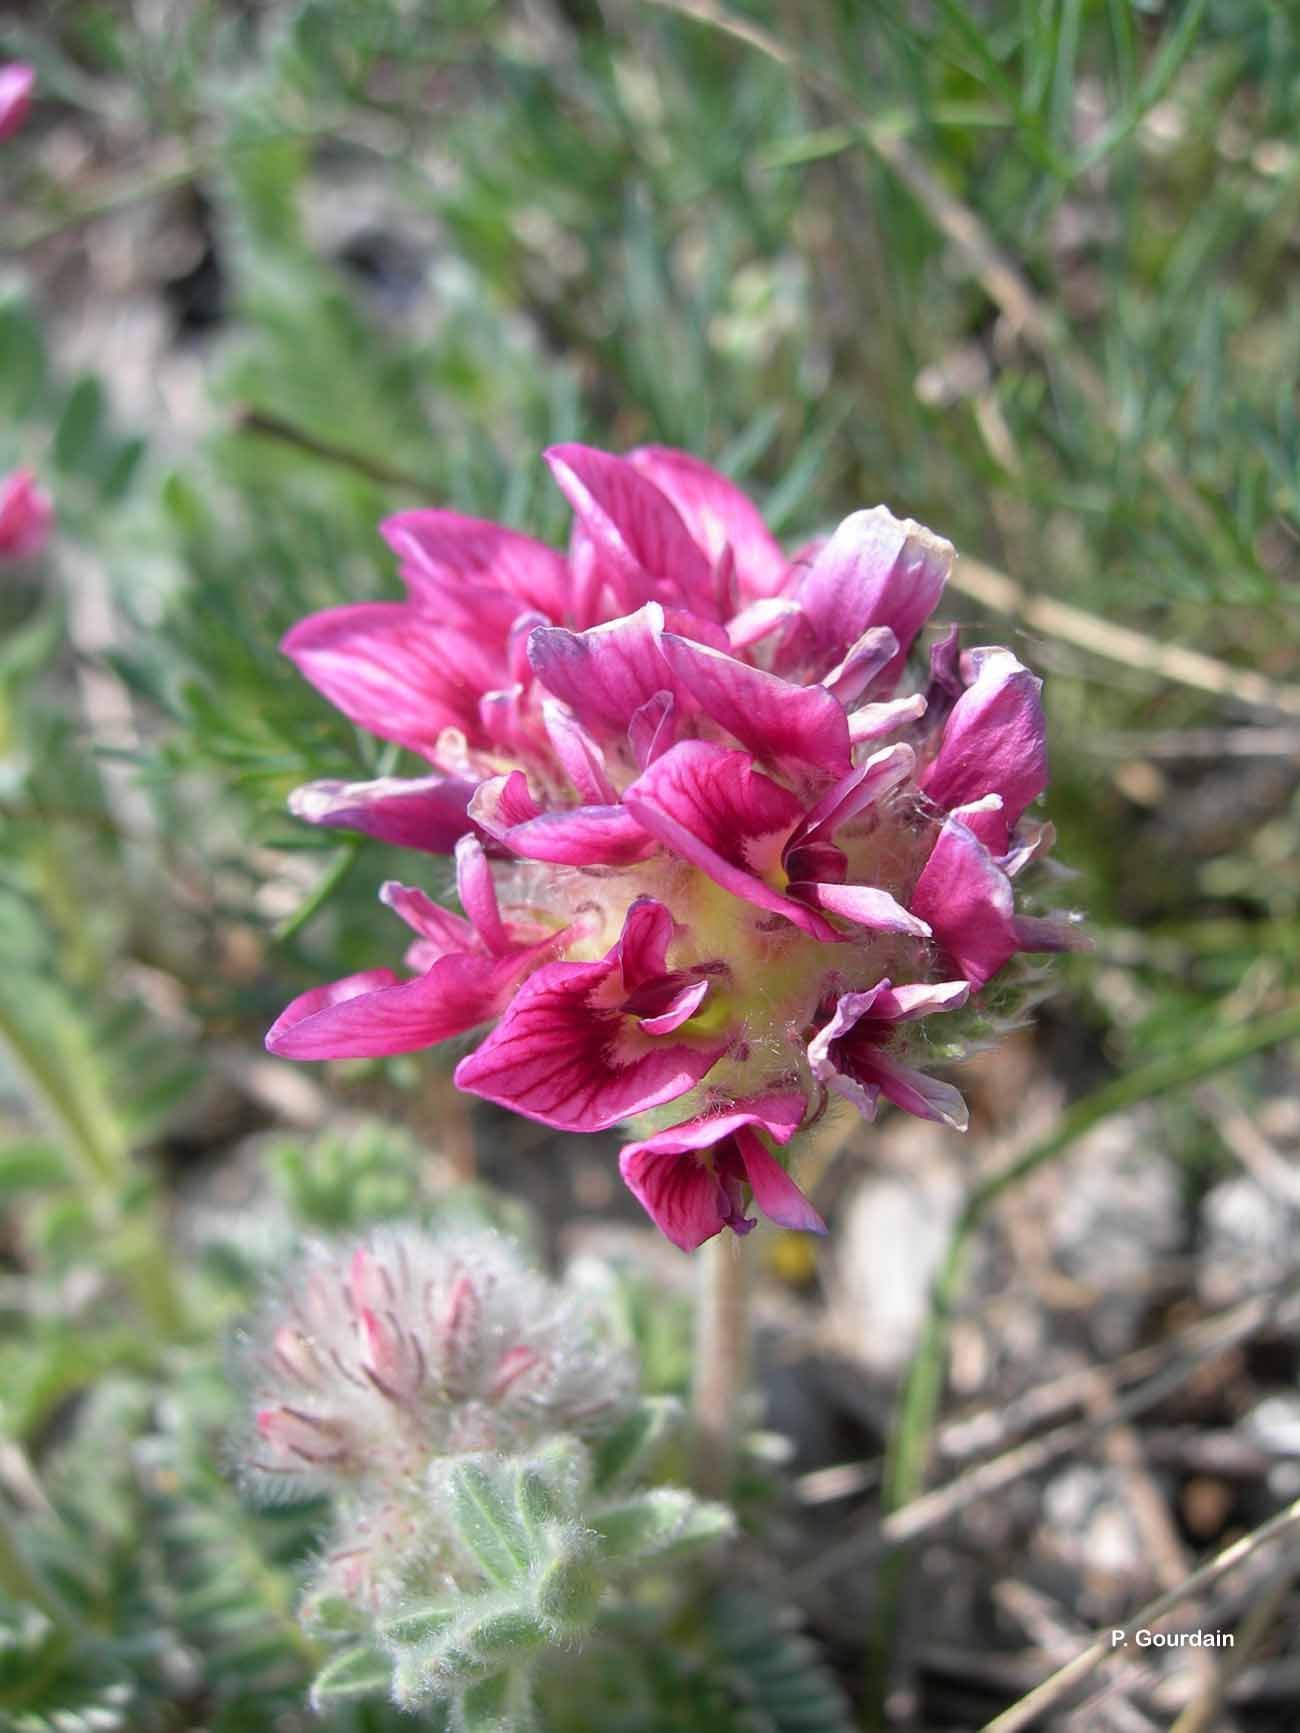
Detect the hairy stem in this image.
<box><xmin>691</xmin><ymin>1233</ymin><xmax>750</xmax><ymax>1498</ymax></box>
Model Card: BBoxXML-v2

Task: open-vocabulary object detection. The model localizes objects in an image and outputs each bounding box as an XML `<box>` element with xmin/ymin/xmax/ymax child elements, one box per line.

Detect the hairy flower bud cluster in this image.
<box><xmin>241</xmin><ymin>1229</ymin><xmax>635</xmax><ymax>1609</ymax></box>
<box><xmin>237</xmin><ymin>1229</ymin><xmax>730</xmax><ymax>1723</ymax></box>
<box><xmin>266</xmin><ymin>445</ymin><xmax>1074</xmax><ymax>1250</ymax></box>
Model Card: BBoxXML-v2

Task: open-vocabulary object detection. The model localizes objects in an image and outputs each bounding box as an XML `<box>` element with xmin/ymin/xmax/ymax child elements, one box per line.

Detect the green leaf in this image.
<box><xmin>309</xmin><ymin>1642</ymin><xmax>392</xmax><ymax>1706</ymax></box>
<box><xmin>534</xmin><ymin>1557</ymin><xmax>602</xmax><ymax>1631</ymax></box>
<box><xmin>589</xmin><ymin>1397</ymin><xmax>680</xmax><ymax>1492</ymax></box>
<box><xmin>463</xmin><ymin>1608</ymin><xmax>548</xmax><ymax>1661</ymax></box>
<box><xmin>759</xmin><ymin>124</ymin><xmax>857</xmax><ymax>169</ymax></box>
<box><xmin>0</xmin><ymin>972</ymin><xmax>129</xmax><ymax>1188</ymax></box>
<box><xmin>0</xmin><ymin>298</ymin><xmax>47</xmax><ymax>418</ymax></box>
<box><xmin>53</xmin><ymin>376</ymin><xmax>107</xmax><ymax>477</ymax></box>
<box><xmin>0</xmin><ymin>607</ymin><xmax>63</xmax><ymax>692</ymax></box>
<box><xmin>450</xmin><ymin>1461</ymin><xmax>534</xmax><ymax>1587</ymax></box>
<box><xmin>380</xmin><ymin>1601</ymin><xmax>458</xmax><ymax>1647</ymax></box>
<box><xmin>517</xmin><ymin>1437</ymin><xmax>588</xmax><ymax>1531</ymax></box>
<box><xmin>0</xmin><ymin>1139</ymin><xmax>67</xmax><ymax>1198</ymax></box>
<box><xmin>99</xmin><ymin>434</ymin><xmax>145</xmax><ymax>502</ymax></box>
<box><xmin>593</xmin><ymin>1491</ymin><xmax>734</xmax><ymax>1564</ymax></box>
<box><xmin>458</xmin><ymin>1669</ymin><xmax>533</xmax><ymax>1733</ymax></box>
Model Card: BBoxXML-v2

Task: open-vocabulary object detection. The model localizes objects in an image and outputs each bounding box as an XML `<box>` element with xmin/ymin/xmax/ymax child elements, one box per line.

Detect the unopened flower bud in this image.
<box><xmin>239</xmin><ymin>1228</ymin><xmax>635</xmax><ymax>1509</ymax></box>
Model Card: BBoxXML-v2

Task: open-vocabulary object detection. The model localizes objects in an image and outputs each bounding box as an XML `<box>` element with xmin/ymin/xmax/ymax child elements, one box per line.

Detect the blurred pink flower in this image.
<box><xmin>269</xmin><ymin>443</ymin><xmax>1074</xmax><ymax>1248</ymax></box>
<box><xmin>0</xmin><ymin>64</ymin><xmax>34</xmax><ymax>142</ymax></box>
<box><xmin>0</xmin><ymin>468</ymin><xmax>53</xmax><ymax>560</ymax></box>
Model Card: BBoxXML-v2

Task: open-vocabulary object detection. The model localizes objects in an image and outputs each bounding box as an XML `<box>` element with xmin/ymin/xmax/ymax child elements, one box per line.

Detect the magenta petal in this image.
<box><xmin>734</xmin><ymin>1126</ymin><xmax>826</xmax><ymax>1235</ymax></box>
<box><xmin>281</xmin><ymin>604</ymin><xmax>501</xmax><ymax>755</ymax></box>
<box><xmin>849</xmin><ymin>694</ymin><xmax>928</xmax><ymax>745</ymax></box>
<box><xmin>617</xmin><ymin>1094</ymin><xmax>812</xmax><ymax>1252</ymax></box>
<box><xmin>287</xmin><ymin>774</ymin><xmax>478</xmax><ymax>854</ymax></box>
<box><xmin>1014</xmin><ymin>913</ymin><xmax>1086</xmax><ymax>954</ymax></box>
<box><xmin>453</xmin><ymin>959</ymin><xmax>726</xmax><ymax>1132</ymax></box>
<box><xmin>380</xmin><ymin>511</ymin><xmax>570</xmax><ymax>620</ymax></box>
<box><xmin>782</xmin><ymin>839</ymin><xmax>847</xmax><ymax>885</ymax></box>
<box><xmin>266</xmin><ymin>970</ymin><xmax>400</xmax><ymax>1054</ymax></box>
<box><xmin>626</xmin><ymin>446</ymin><xmax>789</xmax><ymax>600</ymax></box>
<box><xmin>820</xmin><ymin>626</ymin><xmax>899</xmax><ymax>705</ymax></box>
<box><xmin>626</xmin><ymin>1094</ymin><xmax>805</xmax><ymax>1158</ymax></box>
<box><xmin>658</xmin><ymin>607</ymin><xmax>732</xmax><ymax>654</ymax></box>
<box><xmin>792</xmin><ymin>743</ymin><xmax>916</xmax><ymax>849</ymax></box>
<box><xmin>379</xmin><ymin>881</ymin><xmax>476</xmax><ymax>953</ymax></box>
<box><xmin>266</xmin><ymin>950</ymin><xmax>532</xmax><ymax>1059</ymax></box>
<box><xmin>638</xmin><ymin>977</ymin><xmax>709</xmax><ymax>1035</ymax></box>
<box><xmin>473</xmin><ymin>771</ymin><xmax>543</xmax><ymax>832</ymax></box>
<box><xmin>0</xmin><ymin>468</ymin><xmax>53</xmax><ymax>559</ymax></box>
<box><xmin>807</xmin><ymin>984</ymin><xmax>967</xmax><ymax>1128</ymax></box>
<box><xmin>873</xmin><ymin>980</ymin><xmax>971</xmax><ymax>1021</ymax></box>
<box><xmin>542</xmin><ymin>700</ymin><xmax>617</xmax><ymax>805</ymax></box>
<box><xmin>616</xmin><ymin>898</ymin><xmax>675</xmax><ymax>989</ymax></box>
<box><xmin>863</xmin><ymin>1050</ymin><xmax>969</xmax><ymax>1130</ymax></box>
<box><xmin>623</xmin><ymin>741</ymin><xmax>839</xmax><ymax>942</ymax></box>
<box><xmin>545</xmin><ymin>444</ymin><xmax>716</xmax><ymax>618</ymax></box>
<box><xmin>527</xmin><ymin>604</ymin><xmax>682</xmax><ymax>740</ymax></box>
<box><xmin>473</xmin><ymin>787</ymin><xmax>658</xmax><ymax>866</ymax></box>
<box><xmin>794</xmin><ymin>882</ymin><xmax>931</xmax><ymax>937</ymax></box>
<box><xmin>479</xmin><ymin>684</ymin><xmax>546</xmax><ymax>759</ymax></box>
<box><xmin>910</xmin><ymin>816</ymin><xmax>1023</xmax><ymax>989</ymax></box>
<box><xmin>467</xmin><ymin>772</ymin><xmax>543</xmax><ymax>852</ymax></box>
<box><xmin>657</xmin><ymin>631</ymin><xmax>852</xmax><ymax>775</ymax></box>
<box><xmin>806</xmin><ymin>1021</ymin><xmax>881</xmax><ymax>1118</ymax></box>
<box><xmin>948</xmin><ymin>794</ymin><xmax>1007</xmax><ymax>855</ymax></box>
<box><xmin>628</xmin><ymin>690</ymin><xmax>678</xmax><ymax>768</ymax></box>
<box><xmin>797</xmin><ymin>508</ymin><xmax>954</xmax><ymax>689</ymax></box>
<box><xmin>0</xmin><ymin>64</ymin><xmax>34</xmax><ymax>144</ymax></box>
<box><xmin>726</xmin><ymin>596</ymin><xmax>803</xmax><ymax>655</ymax></box>
<box><xmin>455</xmin><ymin>835</ymin><xmax>510</xmax><ymax>955</ymax></box>
<box><xmin>921</xmin><ymin>648</ymin><xmax>1047</xmax><ymax>844</ymax></box>
<box><xmin>1000</xmin><ymin>819</ymin><xmax>1056</xmax><ymax>879</ymax></box>
<box><xmin>617</xmin><ymin>1144</ymin><xmax>732</xmax><ymax>1253</ymax></box>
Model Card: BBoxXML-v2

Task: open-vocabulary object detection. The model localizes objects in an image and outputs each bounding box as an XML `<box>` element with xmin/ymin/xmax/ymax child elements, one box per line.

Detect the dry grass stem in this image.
<box><xmin>980</xmin><ymin>1495</ymin><xmax>1300</xmax><ymax>1732</ymax></box>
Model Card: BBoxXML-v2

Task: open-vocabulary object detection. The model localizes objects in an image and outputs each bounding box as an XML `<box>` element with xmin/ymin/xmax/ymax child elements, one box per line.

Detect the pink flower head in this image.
<box><xmin>0</xmin><ymin>468</ymin><xmax>53</xmax><ymax>561</ymax></box>
<box><xmin>270</xmin><ymin>443</ymin><xmax>1074</xmax><ymax>1248</ymax></box>
<box><xmin>0</xmin><ymin>64</ymin><xmax>34</xmax><ymax>143</ymax></box>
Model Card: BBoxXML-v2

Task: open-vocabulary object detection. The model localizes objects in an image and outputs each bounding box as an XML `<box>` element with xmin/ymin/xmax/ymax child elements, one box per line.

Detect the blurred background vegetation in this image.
<box><xmin>1</xmin><ymin>1</ymin><xmax>1299</xmax><ymax>1728</ymax></box>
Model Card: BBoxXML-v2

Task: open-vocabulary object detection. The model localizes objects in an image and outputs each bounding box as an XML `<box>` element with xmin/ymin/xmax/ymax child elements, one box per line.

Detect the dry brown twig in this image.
<box><xmin>1169</xmin><ymin>1565</ymin><xmax>1296</xmax><ymax>1733</ymax></box>
<box><xmin>792</xmin><ymin>1325</ymin><xmax>1247</xmax><ymax>1591</ymax></box>
<box><xmin>940</xmin><ymin>1282</ymin><xmax>1300</xmax><ymax>1460</ymax></box>
<box><xmin>995</xmin><ymin>1582</ymin><xmax>1163</xmax><ymax>1733</ymax></box>
<box><xmin>981</xmin><ymin>1494</ymin><xmax>1300</xmax><ymax>1732</ymax></box>
<box><xmin>954</xmin><ymin>559</ymin><xmax>1300</xmax><ymax>719</ymax></box>
<box><xmin>791</xmin><ymin>1279</ymin><xmax>1300</xmax><ymax>1592</ymax></box>
<box><xmin>1195</xmin><ymin>1083</ymin><xmax>1300</xmax><ymax>1209</ymax></box>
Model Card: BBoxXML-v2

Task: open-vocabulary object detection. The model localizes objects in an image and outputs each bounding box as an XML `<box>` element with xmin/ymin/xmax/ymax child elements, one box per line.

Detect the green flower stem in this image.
<box><xmin>691</xmin><ymin>1232</ymin><xmax>751</xmax><ymax>1498</ymax></box>
<box><xmin>866</xmin><ymin>998</ymin><xmax>1300</xmax><ymax>1721</ymax></box>
<box><xmin>273</xmin><ymin>839</ymin><xmax>361</xmax><ymax>943</ymax></box>
<box><xmin>237</xmin><ymin>410</ymin><xmax>431</xmax><ymax>498</ymax></box>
